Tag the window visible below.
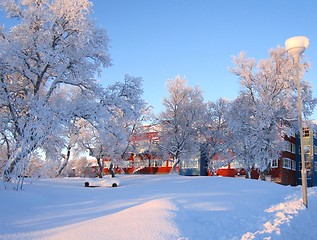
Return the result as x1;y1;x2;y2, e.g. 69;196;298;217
283;141;292;152
282;158;291;170
271;159;278;168
291;160;296;171
299;145;311;155
283;142;296;154
299;159;312;171
181;159;199;169
306;161;311;171
303;128;310;137
304;145;311;154
151;159;161;167
314;145;317;155
291;143;296;154
162;160;168;167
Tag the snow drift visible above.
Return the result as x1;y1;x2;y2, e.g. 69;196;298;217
0;175;316;240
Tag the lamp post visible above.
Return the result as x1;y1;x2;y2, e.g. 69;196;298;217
285;36;309;208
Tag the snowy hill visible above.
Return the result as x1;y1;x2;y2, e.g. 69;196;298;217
0;175;316;240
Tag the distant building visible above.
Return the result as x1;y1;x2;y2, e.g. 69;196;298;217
267;135;297;185
99;124;317;188
179;145;208;176
102;127;177;175
210;151;240;177
296;127;317;187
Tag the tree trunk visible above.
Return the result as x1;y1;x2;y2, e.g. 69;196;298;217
56;146;71;177
3;146;34;182
3;159;18;182
3;133;40;183
96;157;104;178
170;157;180;174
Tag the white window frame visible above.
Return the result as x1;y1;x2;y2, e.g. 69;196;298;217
271;159;278;168
282;158;291;170
291;143;296;154
283;141;292;152
283;141;296;154
291;160;296;171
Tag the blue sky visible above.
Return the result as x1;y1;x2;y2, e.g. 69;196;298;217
91;0;317;119
1;1;316;119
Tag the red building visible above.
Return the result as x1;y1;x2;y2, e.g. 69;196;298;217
101;125;298;186
211;136;297;185
102;127;177;175
210;151;240;177
267;135;297;185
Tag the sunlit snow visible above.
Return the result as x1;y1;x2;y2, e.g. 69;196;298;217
0;175;316;240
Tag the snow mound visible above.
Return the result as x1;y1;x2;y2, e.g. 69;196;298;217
241;189;315;240
85;176;120;187
42;199;180;240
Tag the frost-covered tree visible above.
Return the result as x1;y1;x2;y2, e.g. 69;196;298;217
0;0;110;186
62;156;88;177
227;94;260;176
52;117;83;178
158;76;206;172
100;75;149;163
71;75;149;177
202;98;231;173
41;85;103;177
25;153;46;178
228;46;316;173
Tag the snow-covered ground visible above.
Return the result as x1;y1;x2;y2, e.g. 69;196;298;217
0;175;316;240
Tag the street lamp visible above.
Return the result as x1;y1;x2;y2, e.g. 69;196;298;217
285;36;309;208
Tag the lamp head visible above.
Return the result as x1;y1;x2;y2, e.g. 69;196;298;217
285;36;309;61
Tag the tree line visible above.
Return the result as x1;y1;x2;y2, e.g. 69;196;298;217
0;0;315;190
